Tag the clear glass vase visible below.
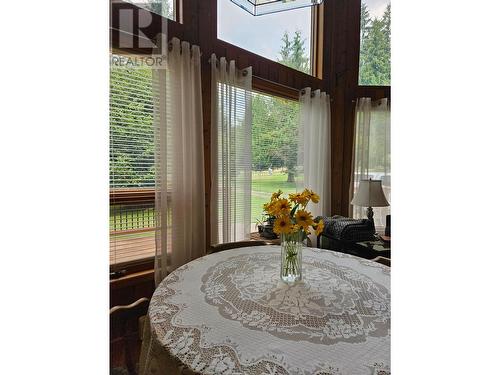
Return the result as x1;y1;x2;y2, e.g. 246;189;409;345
280;232;303;284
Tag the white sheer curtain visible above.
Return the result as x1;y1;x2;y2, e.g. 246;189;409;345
351;97;391;228
210;54;252;245
298;87;332;219
154;37;205;285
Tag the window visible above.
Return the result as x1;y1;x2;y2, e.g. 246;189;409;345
213;83;300;239
359;0;391;86
352;98;390;229
125;0;176;20
217;0;312;75
252;92;299;226
110;55;156;267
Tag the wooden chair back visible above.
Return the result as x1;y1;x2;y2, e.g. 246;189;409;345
372;256;391;267
110;297;149;375
209;240;268;254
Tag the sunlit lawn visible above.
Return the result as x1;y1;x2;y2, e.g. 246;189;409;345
110;171;297;232
251;171;296;223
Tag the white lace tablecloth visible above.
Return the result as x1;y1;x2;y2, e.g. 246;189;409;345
139;246;390;375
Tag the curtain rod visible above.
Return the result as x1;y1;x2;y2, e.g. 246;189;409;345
166;41;202;57
300;89;317;98
208;57;330;100
351;98;390;104
208;58;249;76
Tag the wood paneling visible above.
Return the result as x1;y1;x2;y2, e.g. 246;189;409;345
110;270;155;307
110;189;155;204
323;0;390;217
109;0;390;281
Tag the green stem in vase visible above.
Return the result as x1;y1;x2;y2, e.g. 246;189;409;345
281;233;301;279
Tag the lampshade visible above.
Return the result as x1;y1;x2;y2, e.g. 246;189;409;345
230;0;323;16
351;179;390;207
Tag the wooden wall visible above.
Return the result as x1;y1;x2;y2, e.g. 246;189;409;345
109;0;390;302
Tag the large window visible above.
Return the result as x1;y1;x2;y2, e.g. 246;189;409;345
217;0;312;75
109;56;156;267
251;92;299;226
359;0;391;86
352;98;390;229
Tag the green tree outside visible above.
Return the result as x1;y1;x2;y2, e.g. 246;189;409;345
277;30;310;74
359;2;391;85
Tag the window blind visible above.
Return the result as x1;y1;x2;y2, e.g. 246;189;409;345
213;79;253;243
110;55;157;269
251;92;300;226
213;86;301;240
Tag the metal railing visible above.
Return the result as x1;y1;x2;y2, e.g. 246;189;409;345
110;188;156;234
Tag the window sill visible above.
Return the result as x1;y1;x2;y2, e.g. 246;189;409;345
110;268;154;290
110;256;154;279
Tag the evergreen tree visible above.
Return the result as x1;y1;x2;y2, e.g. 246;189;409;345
251;93;299;182
251;29;311;182
277;30;309;74
360;2;372;45
359;3;391;85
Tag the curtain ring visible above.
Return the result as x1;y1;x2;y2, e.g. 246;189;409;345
242;69;248;76
300;89;306;95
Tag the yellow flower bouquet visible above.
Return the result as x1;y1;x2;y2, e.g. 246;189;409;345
263;188;324;283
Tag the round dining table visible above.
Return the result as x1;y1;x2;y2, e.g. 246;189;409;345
139;245;390;375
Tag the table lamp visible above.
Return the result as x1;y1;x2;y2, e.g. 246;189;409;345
351;179;390;222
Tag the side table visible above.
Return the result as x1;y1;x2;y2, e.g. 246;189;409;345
250;231;281;245
318;234;390;260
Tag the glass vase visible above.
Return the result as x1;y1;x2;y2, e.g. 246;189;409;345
280;232;303;284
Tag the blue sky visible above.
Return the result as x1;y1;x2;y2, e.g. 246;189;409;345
364;0;390;19
217;0;312;62
128;0;389;64
217;0;389;64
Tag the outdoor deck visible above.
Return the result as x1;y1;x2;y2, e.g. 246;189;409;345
110;232;155;265
110;230;280;266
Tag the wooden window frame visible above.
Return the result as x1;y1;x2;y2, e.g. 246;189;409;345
109;0;390;272
213;0;324;80
110;189;156;277
311;3;324;79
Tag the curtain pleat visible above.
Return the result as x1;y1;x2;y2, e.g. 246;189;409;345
298;88;332;221
351;98;391;226
154;37;206;285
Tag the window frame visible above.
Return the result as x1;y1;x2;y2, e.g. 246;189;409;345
357;0;391;87
109;189;156;275
215;0;323;79
111;0;384;271
109;47;159;275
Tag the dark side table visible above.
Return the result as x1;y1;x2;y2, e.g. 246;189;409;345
318;234;390;260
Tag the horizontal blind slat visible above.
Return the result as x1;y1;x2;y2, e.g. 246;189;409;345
110;54;158;267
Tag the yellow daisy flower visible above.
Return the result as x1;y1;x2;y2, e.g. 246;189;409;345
314;219;325;236
295;209;314;230
262;202;274;215
271;190;283;201
274;198;291;215
310;191;320;203
273;215;293;235
290;192;309;206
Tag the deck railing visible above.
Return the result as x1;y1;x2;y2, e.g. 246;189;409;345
110;189;157;267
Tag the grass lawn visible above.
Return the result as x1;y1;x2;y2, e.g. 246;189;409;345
110;171;297;232
251;171;296;222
